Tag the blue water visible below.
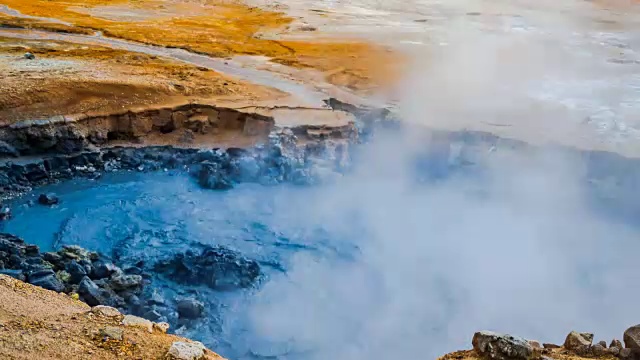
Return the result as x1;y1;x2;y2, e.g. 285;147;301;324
2;171;362;359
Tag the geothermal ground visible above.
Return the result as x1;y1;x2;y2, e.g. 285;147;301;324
1;0;640;360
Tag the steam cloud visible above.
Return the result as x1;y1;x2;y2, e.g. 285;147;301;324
233;0;640;358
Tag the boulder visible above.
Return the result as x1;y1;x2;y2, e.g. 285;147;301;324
198;162;233;190
38;193;59;205
110;273;143;291
166;341;205;360
597;340;607;348
0;269;25;281
91;260;118;279
625;325;640;350
591;344;606;356
620;348;633;359
91;305;121;317
154;322;170;333
66;260;87;284
528;340;542;350
472;331;533;360
564;331;593;350
0;206;11;221
177;299;205;319
611;339;623;349
100;326;123;341
154;246;260;289
122;314;153;333
27;268;64;292
78;276;105;306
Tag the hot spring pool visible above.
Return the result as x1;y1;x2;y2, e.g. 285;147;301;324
3;158;640;359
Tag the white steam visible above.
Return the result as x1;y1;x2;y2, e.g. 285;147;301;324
237;0;640;359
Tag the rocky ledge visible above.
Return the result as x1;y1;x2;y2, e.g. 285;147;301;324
0;274;225;359
440;327;640;360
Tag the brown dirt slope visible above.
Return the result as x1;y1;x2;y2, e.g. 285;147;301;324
0;274;225;360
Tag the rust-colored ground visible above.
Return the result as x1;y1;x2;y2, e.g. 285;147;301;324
0;275;225;360
0;0;399;93
0;36;285;123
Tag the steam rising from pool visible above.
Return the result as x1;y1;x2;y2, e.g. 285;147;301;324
4;0;640;359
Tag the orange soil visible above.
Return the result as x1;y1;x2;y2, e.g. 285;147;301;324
0;36;285;123
0;0;399;93
0;275;225;359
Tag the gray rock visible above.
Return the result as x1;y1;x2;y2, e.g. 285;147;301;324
143;309;162;322
597;340;607;348
166;341;205;360
591;344;606;356
563;331;593;350
472;331;533;360
24;52;35;60
177;298;204;319
122;314;153;333
91;261;118;279
607;346;620;356
625;325;640;350
110;273;142;291
611;339;623;349
91;305;121;317
100;326;123;341
620;348;633;359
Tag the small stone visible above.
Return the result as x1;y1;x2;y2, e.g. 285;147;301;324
24;52;35;60
597;340;607;348
166;341;205;360
38;193;59;205
143;309;162;321
611;339;623;349
91;305;121;317
472;331;533;360
153;322;170;333
122;314;153;333
528;340;542;349
564;331;593;350
100;326;123;341
177;298;205;319
78;276;105;306
624;325;640;350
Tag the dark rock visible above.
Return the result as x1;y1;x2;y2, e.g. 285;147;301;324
110;273;143;291
0;140;19;157
198;162;233;190
42;252;63;267
611;339;623;349
176;298;204;319
608;346;620;356
124;266;143;275
597;340;607;348
148;291;165;306
66;260;87;284
625;325;640;350
25;245;39;257
143;309;162;321
24;52;35;60
0;269;25;281
154;246;260;289
472;331;533;360
91;260;118;279
78;276;105;306
27;268;64;292
564;331;593;350
38;193;59;205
